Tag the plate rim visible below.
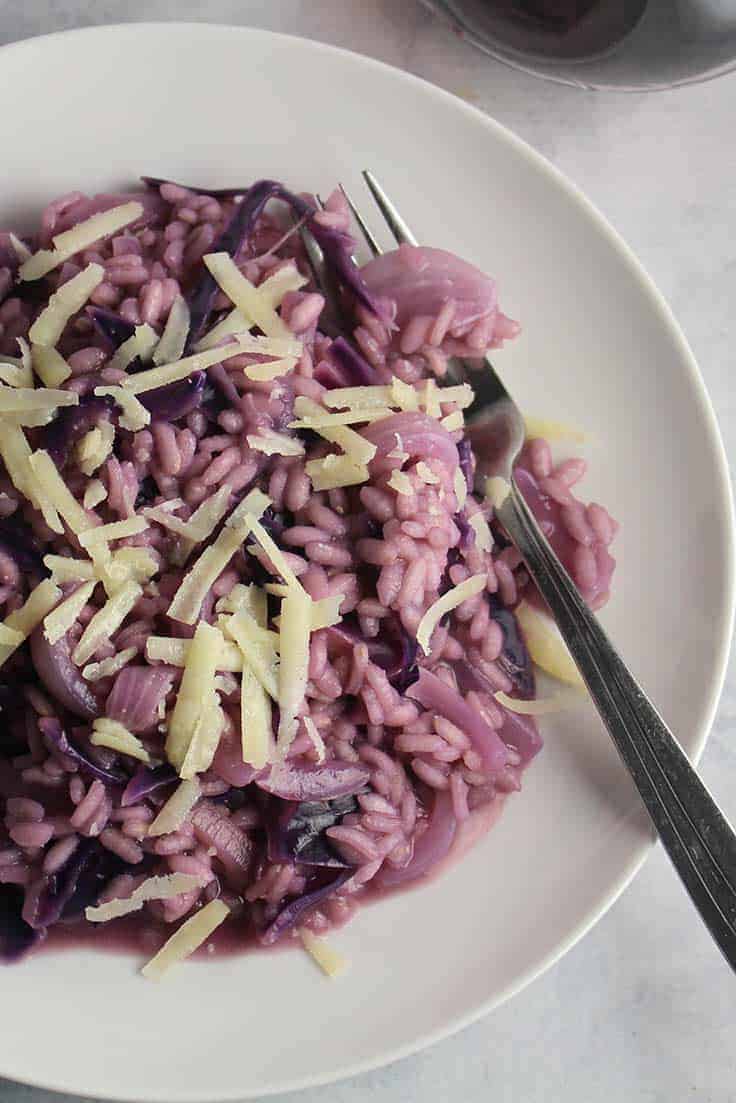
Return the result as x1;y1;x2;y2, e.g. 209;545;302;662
0;21;733;1101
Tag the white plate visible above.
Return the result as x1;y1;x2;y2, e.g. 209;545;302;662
0;22;732;1102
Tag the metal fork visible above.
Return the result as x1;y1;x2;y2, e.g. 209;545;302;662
336;169;736;971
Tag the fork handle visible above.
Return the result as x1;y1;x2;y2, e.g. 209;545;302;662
498;479;736;969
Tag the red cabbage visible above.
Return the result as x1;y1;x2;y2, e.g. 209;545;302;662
457;439;475;493
30;629;99;721
326;336;379;386
87;306;136;350
23;838;128;930
487;594;535;698
139;372;206;422
266;795;357;868
256;760;370;802
407;668;508;778
41;394;116;470
260;868;352;945
376;789;456;888
0;885;45;962
106;665;176;734
0;515;47;576
38;717;127;785
121;762;177;807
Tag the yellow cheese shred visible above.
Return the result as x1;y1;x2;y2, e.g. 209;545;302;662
148;778;201;837
223;609;279;699
165;621;221;773
167;525;243;626
277;589;312;758
305;455;370;492
42;580;96;645
94;385;150;431
83;479;107;509
240;665;273;770
513;600;585;688
107;324;159;374
300;930;349;978
120;333;270;396
91;718;152;763
0;579;61;669
20;202;144;281
141;899;230;980
77;421;115;476
82;646;137;683
415;573;486;655
43;555;95;583
29;449;93;536
203;253;292;339
72;580;142;665
145;636;243;672
28;264;104;348
468;511;493;552
494;688;585;715
86;873;201;923
0;387;78;415
152;295;190;366
32;344;71;387
79;515;149;547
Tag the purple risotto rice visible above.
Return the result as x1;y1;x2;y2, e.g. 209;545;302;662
0;179;617;976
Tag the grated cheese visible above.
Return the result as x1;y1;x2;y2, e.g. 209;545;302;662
421;379;442;419
390;377;420;411
43;555;95;583
440;410;464;432
436;383;474;410
240;665;273;770
20;202;143;281
215;582;266;620
141;898;230;980
31;341;69;387
387;470;413;496
28;449;93;536
277;589;312;757
0;425;60;530
322;385;393;410
416;461;440;485
514;600;584;688
83;479;107;509
226;487;271;528
243;357;298;382
28;264;104;347
79;515;149;547
9;233;31;264
120;333;269;396
454;468;468;509
494;688;585;715
194;265;306;352
179;685;224;781
82;646;137;683
148;778;201;837
0;579;61;669
77;421;115;476
146;635;243;672
223;608;279;699
0;387;78;415
310;594;343;631
101;547;158;593
95;385;150;431
0;361;31;389
468;511;493;552
91;718;151;763
303;717;325;763
107;324;159;374
153;295;190;366
72;580;142;665
416;573;486;655
305;454;370;492
43;580;96;644
294;396;376;467
167;526;244;626
246;431;304;457
300;929;348;978
165;621;221;773
242;513;305;594
0;624;23;647
203;253;292;339
86;873;200;923
524;415;587;444
291;407;392;430
485;476;511;511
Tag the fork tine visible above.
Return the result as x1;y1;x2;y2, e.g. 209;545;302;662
362;170;419;248
339;183;382;257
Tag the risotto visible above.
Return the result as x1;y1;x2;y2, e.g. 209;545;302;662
0;178;616;977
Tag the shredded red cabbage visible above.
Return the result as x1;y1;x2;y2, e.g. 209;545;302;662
30;629;99;721
38;717;126;785
260;868;352;945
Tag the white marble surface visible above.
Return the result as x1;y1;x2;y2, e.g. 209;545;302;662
0;2;734;1101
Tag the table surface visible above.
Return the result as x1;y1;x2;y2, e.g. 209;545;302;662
0;2;734;1101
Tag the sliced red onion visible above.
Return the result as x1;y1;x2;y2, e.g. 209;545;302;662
376;789;456;888
190;800;255;889
41;394;116;470
211;721;261;788
30;628;99;721
361;244;497;331
407;668;508;778
498;706;542;768
362;411;459;473
260;868;352;945
106;665;176;734
139;372;206;422
121;763;177;807
256;760;371;802
38;717;127;785
207;363;240;407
